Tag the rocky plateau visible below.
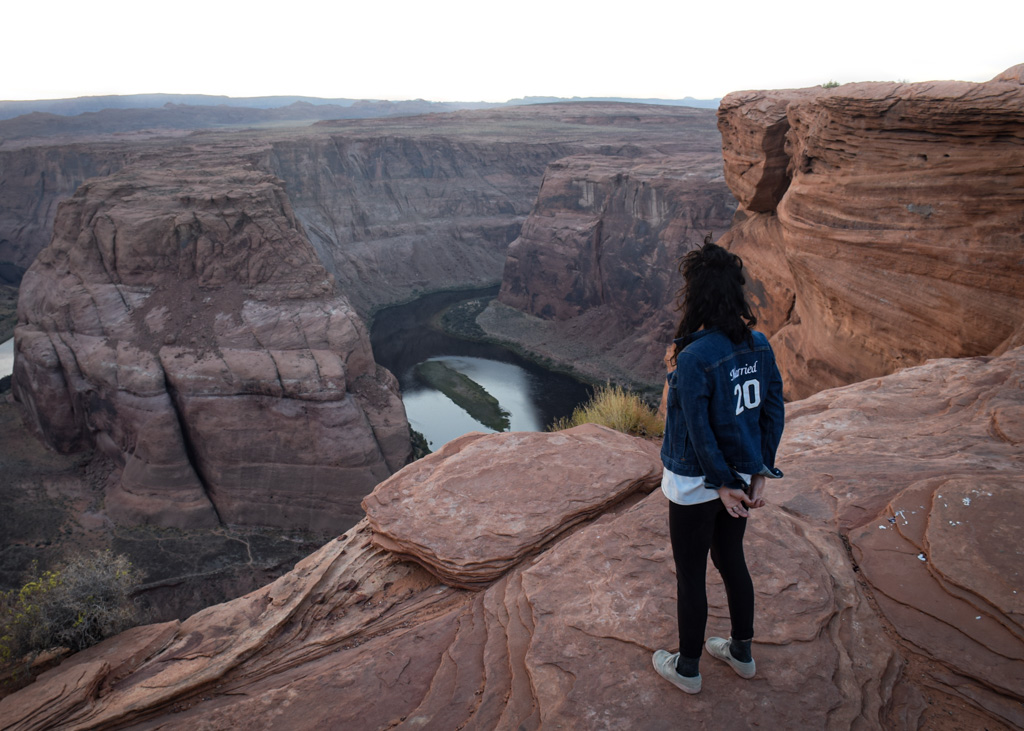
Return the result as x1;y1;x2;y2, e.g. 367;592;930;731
1;103;726;315
2;346;1021;729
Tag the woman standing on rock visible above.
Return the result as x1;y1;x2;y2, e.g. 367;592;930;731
653;237;785;694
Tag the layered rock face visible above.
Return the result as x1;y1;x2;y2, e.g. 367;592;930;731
5;348;1021;729
482;152;736;387
260;105;728;314
719;66;1024;399
261;134;572;313
12;164;409;531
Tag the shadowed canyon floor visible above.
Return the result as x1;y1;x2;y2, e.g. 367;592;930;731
3;348;1022;729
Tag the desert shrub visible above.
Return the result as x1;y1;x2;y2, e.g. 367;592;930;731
0;550;143;665
822;80;840;89
551;384;664;439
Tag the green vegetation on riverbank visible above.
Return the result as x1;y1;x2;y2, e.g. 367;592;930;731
415;360;510;432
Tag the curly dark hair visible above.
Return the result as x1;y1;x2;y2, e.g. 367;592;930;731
671;234;757;362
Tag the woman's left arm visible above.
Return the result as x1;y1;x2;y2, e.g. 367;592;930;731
759;353;786;469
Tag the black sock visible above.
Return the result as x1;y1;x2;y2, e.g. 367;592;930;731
675;655;700;677
730;638;752;663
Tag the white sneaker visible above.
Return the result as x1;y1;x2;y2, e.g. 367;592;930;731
705;637;756;678
652;650;702;694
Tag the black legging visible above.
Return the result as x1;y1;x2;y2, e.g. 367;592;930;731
669;498;754;659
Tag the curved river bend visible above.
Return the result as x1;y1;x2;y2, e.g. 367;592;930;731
370;288;592;450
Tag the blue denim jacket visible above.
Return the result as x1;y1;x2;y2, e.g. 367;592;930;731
661;328;785;491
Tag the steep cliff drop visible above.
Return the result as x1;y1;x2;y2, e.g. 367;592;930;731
479;153;737;388
2;349;1021;729
719;64;1024;399
12;163;410;532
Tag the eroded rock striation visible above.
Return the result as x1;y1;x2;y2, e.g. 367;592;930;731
719;65;1024;399
481;153;736;387
12;163;410;531
3;349;1021;729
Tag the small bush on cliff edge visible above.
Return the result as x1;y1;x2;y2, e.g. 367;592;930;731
0;550;143;669
551;384;665;439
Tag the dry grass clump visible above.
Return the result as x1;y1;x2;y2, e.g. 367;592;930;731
1;551;143;669
551;384;665;439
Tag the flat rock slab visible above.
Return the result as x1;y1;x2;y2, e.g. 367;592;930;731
362;424;661;588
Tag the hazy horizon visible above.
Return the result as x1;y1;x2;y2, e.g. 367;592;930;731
4;0;1020;103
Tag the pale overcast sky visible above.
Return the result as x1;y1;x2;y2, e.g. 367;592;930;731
5;0;1022;102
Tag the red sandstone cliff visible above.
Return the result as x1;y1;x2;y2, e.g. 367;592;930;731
719;65;1024;399
2;348;1021;729
480;67;1024;398
12;163;410;532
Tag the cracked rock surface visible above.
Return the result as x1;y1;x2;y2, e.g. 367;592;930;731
2;349;1021;729
11;163;410;531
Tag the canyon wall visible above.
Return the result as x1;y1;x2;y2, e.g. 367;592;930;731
0;144;135;281
719;65;1024;399
4;347;1021;729
12;162;410;532
259;133;572;312
481;153;736;387
259;105;727;314
1;104;725;318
